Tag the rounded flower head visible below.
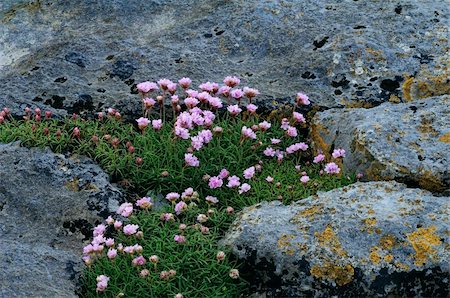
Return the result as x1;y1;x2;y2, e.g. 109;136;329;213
143;97;156;109
296;92;310;105
259;121;271;131
107;248;117;259
178;77;192;88
132;255;147;266
241;126;257;139
123;224;139;236
229;269;239;279
157;78;173;90
205;196;219;205
224;76;240;87
152;119;163;130
136;117;150;130
243;166;256;179
137;81;158;93
136;197;153;209
184;153;200;167
300;175;310;184
216;251;226;261
243;87;260;99
230;89;244;100
174;234;186;243
227;105;242;116
96;275;110;293
197;214;208;223
246;104;258;114
218;85;232;96
208;176;223;189
313;153;325;163
175;201;188;215
166;192;180;202
227;175;241;188
238;183;251;194
324;162;340;174
117;202;133;217
332;148;346;159
286;126;298;137
293;112;306;124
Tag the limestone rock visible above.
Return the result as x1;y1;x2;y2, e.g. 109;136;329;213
0;142;123;297
310;95;450;193
221;181;449;297
0;0;448;117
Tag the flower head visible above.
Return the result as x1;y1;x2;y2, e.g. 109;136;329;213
208;176;223;189
313;154;325;163
296;92;310;105
324;162;340;174
178;77;192;88
332;148;346;159
238;183;251;194
223;76;240;87
166;192;180;202
117;202;133;217
174;235;186;243
243;166;256;179
184;153;200;167
136;197;153;209
227;175;241;188
137;81;158;93
136;117;150;130
123;224;139;236
175;201;188;215
96;275;110;293
152;119;163;130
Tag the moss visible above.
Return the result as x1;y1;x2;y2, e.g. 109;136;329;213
406;226;442;266
310;263;355;286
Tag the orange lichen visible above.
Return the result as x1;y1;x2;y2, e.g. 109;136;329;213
438;132;450;143
384;254;394;263
310;263;355;286
315;225;347;257
277;234;295;255
310;122;331;155
293;204;323;221
402;76;415;101
395;262;410;271
379;235;396;250
406;226;442;266
369;247;381;264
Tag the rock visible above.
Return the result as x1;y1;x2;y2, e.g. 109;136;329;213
310;95;450;193
0;142;123;297
0;0;449;117
221;181;449;297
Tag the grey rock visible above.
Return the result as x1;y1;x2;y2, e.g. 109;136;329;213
221;181;450;297
310;95;450;193
0;142;123;297
0;0;449;117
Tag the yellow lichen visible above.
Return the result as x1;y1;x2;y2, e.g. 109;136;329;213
310;122;331;155
310;263;355;286
406;226;442;266
384;254;394;263
293;204;323;221
402;76;415;101
395;262;410;271
379;235;396;250
65;178;80;192
438;132;450;143
369;247;381;264
315;225;347;257
277;234;295;255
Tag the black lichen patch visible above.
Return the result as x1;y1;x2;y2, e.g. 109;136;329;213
110;60;136;80
66;94;94;114
65;52;86;68
63;219;93;240
54;77;67;83
313;36;329;50
331;75;350;89
44;95;65;109
302;71;317;80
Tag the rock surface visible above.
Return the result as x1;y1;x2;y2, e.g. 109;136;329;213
0;0;448;117
0;142;123;297
311;95;450;193
221;181;450;297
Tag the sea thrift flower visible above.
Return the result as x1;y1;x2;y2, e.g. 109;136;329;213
227;105;242;116
175;126;190;139
197;214;208;223
259;121;271;131
158;78;173;90
72;127;80;139
96;275;110;293
208;96;223;109
174;235;186;243
271;138;281;145
243;166;255;179
114;220;123;230
313;154;325;163
243;87;260;99
117;202;133;217
136;157;143;166
332;148;346;159
179;224;187;231
199;81;215;92
115;112;121;120
263;147;276;157
181;187;194;199
143;97;156;109
246;104;258;114
296;92;310;105
205;196;219;205
324;162;340;174
178;77;192;88
198;129;213;143
230;88;244;100
300;175;310;184
184;97;199;108
208;176;223;189
169;269;177;277
293;112;306;123
151;119;163;130
227;176;241;188
171;95;179;105
219;168;230;179
175;201;188;215
184;153;200;167
241;126;257;139
136;197;153;209
91;135;99;143
137;81;158;93
166;192;180;202
123;224;139;236
357;173;364;179
185;89;199;98
226;206;234;214
216;251;226;261
281;118;290;130
132;256;147;266
224;76;240;87
218;85;231;96
136;117;150;130
45;111;52;119
167;82;177;94
149;255;159;264
161;213;175;222
107;248;117;259
133;244;143;254
286;126;298;137
229;269;239;279
266;176;274;183
105;238;114;247
93;224;106;237
239;183;251;194
140;269;150;277
160;271;169;280
106;216;114;225
213;126;223;134
201;225;210;234
175;294;184;298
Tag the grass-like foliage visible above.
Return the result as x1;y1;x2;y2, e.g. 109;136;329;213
0;77;356;297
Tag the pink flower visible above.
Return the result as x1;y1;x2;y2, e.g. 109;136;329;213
263;147;276;157
246;104;258;114
238;183;251;194
161;213;175;222
181;187;194;199
205;196;219;204
178;77;192;88
197;214;208;223
137;81;158;93
171;95;179;105
229;269;239;279
226;206;234;214
136;117;150;130
227;105;242;116
132;255;147;266
140;269;150;277
152;119;163;130
259;121;271;131
266;176;274;183
300;175;310;184
114;220;123;230
199;82;215;92
241;126;257;139
201;225;209;234
296;92;310;105
136;197;153;209
185;89;199;98
185;153;200;167
208;96;223;109
293;112;306;124
281;118;290;130
93;224;106;237
243;166;256;179
219;168;230;179
213;126;223;134
286;126;298;137
223;76;240;87
227;175;241;188
166;192;180;202
175;294;184;298
105;238;115;247
149;255;159;263
72;127;80;138
324;162;340;174
167;82;177;94
208;176;223;189
357;173;364;179
143;97;156;109
230;89;244;100
191;136;204;151
332;148;346;159
216;251;226;261
175;126;190;139
106;216;114;225
123;224;139;235
286;142;309;154
243;87;260;99
218;85;232;96
174;201;188;215
107;248;117;259
184;97;199;108
198;130;213;143
271;138;281;144
158;78;173;90
117;202;133;217
96;275;110;293
83;244;94;255
174;235;186;243
313;154;325;163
